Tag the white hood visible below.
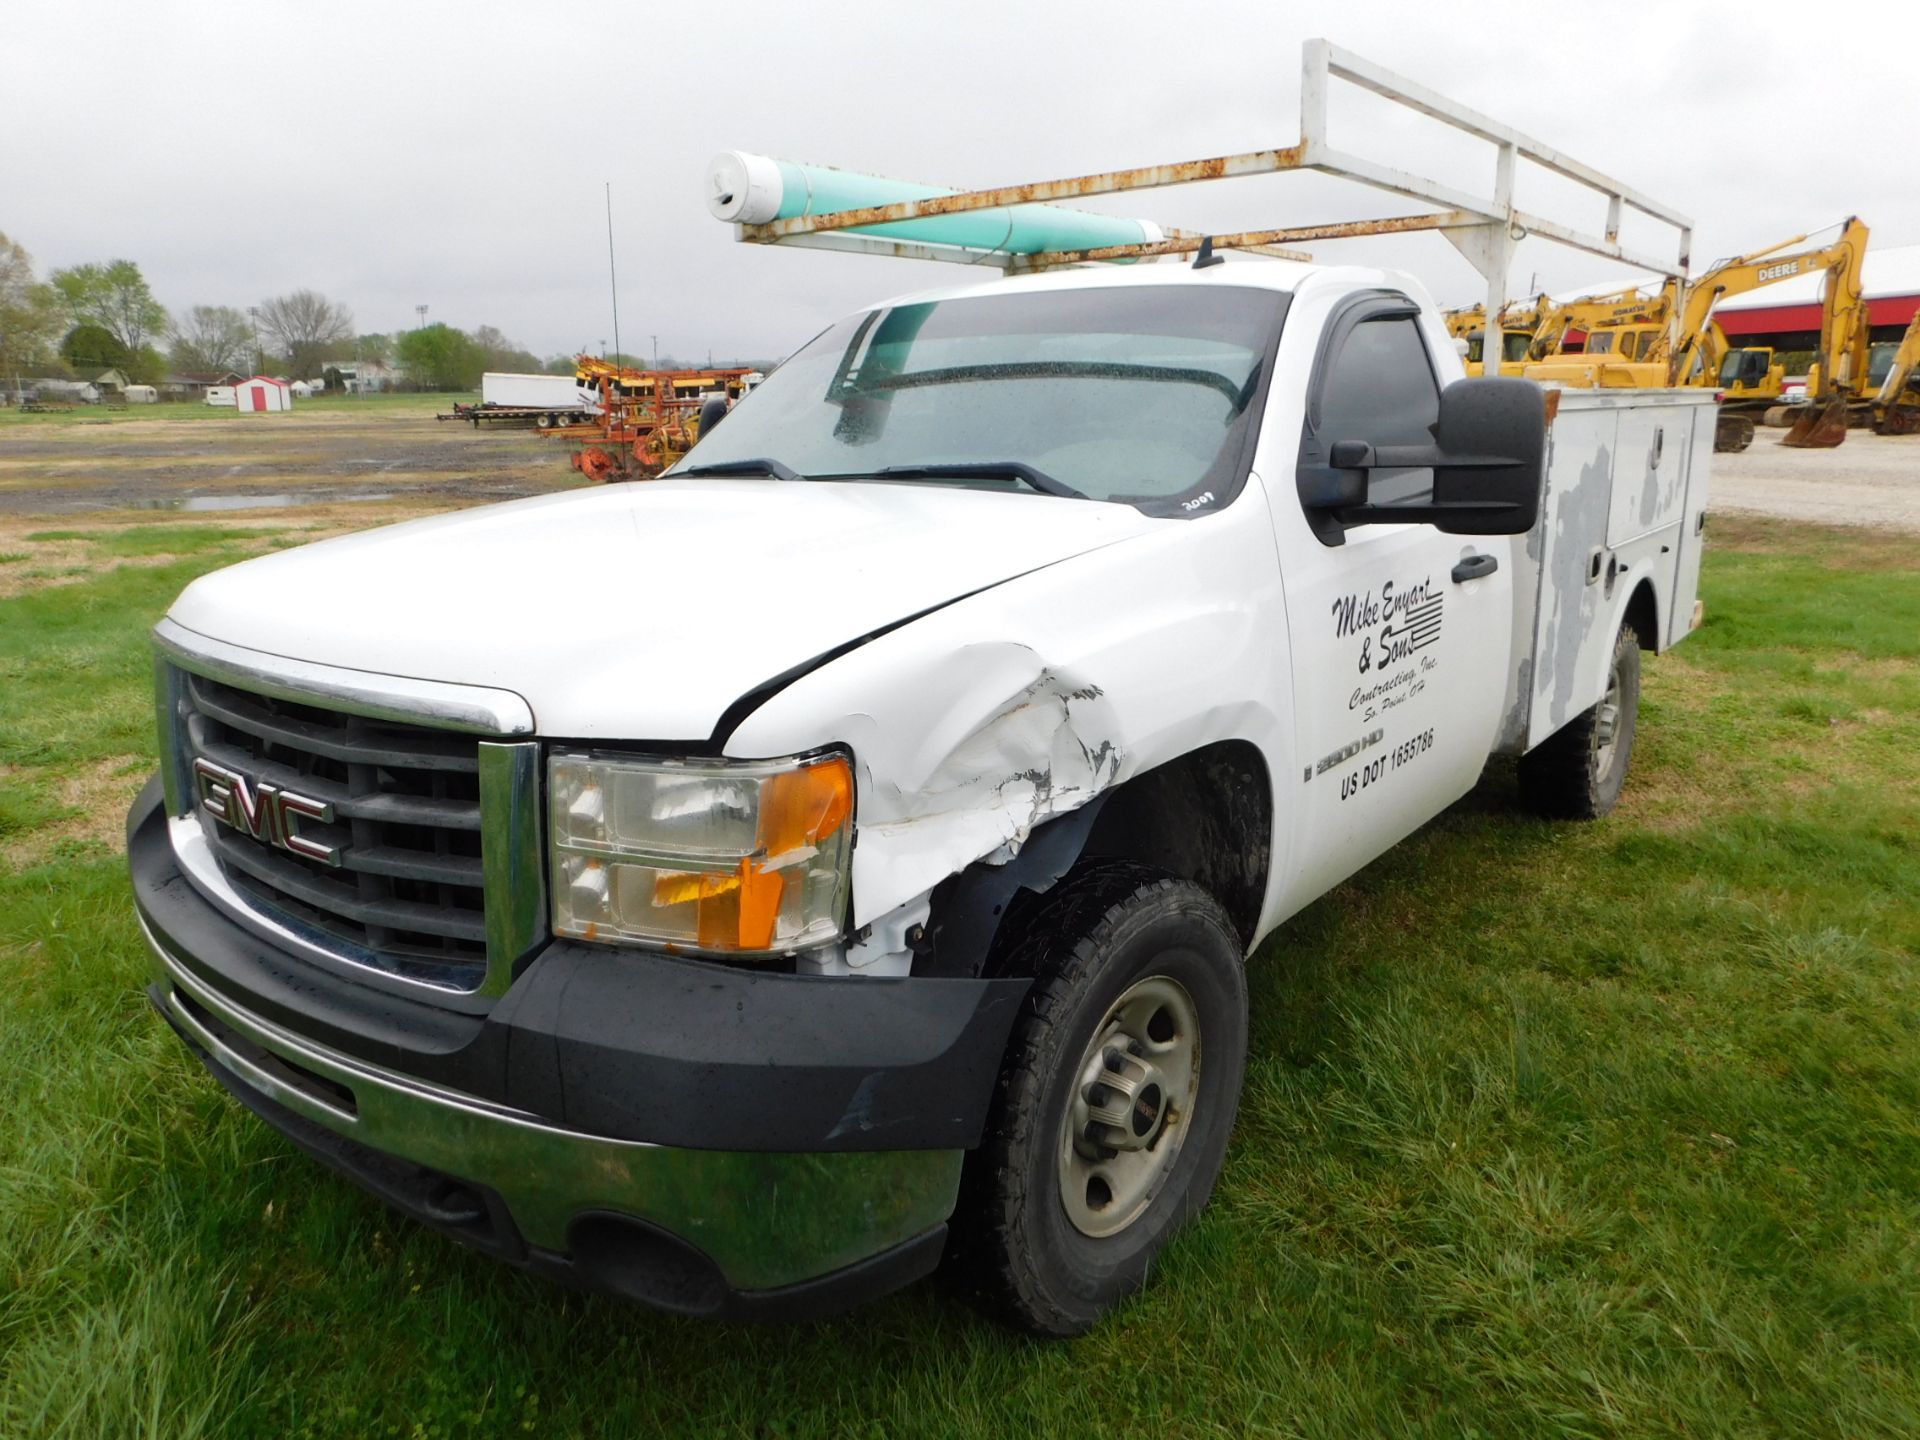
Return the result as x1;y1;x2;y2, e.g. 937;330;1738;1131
166;479;1161;739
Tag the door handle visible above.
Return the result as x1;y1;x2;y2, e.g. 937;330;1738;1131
1451;554;1498;583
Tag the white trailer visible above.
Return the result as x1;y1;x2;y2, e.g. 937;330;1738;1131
480;372;591;410
439;372;598;428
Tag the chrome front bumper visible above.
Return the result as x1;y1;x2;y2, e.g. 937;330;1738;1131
137;906;964;1303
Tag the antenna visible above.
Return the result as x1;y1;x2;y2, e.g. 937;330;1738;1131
605;183;622;370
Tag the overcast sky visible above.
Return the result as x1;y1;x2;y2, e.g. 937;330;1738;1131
6;0;1916;365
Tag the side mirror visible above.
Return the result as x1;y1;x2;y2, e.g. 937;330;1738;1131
1298;377;1545;539
696;393;729;436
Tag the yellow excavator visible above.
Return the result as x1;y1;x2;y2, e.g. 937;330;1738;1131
1528;289;1666;361
1526;218;1871;450
1871;311;1920;435
1444;305;1483;340
1451;290;1658;377
1447;304;1534;376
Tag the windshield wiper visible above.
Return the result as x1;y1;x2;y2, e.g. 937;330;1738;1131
671;457;804;483
850;461;1087;500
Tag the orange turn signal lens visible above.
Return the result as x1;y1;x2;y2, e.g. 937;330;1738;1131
652;858;789;951
759;755;853;855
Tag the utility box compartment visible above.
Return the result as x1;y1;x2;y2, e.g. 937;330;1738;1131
1497;388;1715;754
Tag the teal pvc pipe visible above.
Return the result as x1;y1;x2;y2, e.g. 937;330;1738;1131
766;159;1158;255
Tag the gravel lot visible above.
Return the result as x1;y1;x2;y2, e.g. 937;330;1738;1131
0;403;577;515
1713;428;1920;532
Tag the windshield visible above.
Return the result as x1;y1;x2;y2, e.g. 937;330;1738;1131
1870;341;1897;387
1719;349;1767;386
674;285;1289;514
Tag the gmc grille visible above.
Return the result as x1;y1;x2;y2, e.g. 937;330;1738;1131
177;670;493;989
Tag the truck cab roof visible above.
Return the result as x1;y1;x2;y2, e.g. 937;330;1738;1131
851;252;1435;319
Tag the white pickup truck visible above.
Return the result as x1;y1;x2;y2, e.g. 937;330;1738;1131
128;253;1712;1333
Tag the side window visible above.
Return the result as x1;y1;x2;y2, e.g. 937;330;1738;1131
1317;315;1440;506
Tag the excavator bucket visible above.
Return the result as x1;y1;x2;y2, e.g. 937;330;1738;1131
1781;394;1850;448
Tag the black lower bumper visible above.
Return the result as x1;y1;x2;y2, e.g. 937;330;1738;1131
129;778;1026;1313
129;779;1027;1154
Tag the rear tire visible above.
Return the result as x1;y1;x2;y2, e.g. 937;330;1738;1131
1519;621;1641;819
949;866;1248;1337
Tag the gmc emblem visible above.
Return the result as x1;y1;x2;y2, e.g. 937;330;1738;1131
192;756;342;868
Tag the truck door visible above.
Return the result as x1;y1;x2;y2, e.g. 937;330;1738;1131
1276;293;1516;904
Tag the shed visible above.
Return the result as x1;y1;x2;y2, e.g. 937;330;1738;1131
35;379;101;404
235;376;292;413
124;384;158;404
289;380;316;399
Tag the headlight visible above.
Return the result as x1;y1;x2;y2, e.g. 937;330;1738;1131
548;750;853;956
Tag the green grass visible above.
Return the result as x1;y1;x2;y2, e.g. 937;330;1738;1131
2;513;1917;1438
21;526;271;557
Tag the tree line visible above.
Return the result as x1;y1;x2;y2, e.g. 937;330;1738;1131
1;231;570;394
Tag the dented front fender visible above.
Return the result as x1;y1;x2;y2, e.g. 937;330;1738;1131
723;496;1298;933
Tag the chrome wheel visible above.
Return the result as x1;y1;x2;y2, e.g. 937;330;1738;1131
1593;667;1623;775
1057;975;1201;1238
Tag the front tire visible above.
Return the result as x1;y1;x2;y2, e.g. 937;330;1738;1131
1519;621;1642;819
950;867;1248;1336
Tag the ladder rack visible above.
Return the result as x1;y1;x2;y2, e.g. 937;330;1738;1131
730;39;1694;367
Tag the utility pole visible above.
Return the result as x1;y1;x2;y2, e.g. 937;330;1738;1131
416;304;428;331
246;306;262;374
605;182;622;374
651;334;659;370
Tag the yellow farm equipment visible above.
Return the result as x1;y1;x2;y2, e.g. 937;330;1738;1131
553;359;757;482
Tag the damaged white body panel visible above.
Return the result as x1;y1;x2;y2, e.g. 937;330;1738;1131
728;481;1298;936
